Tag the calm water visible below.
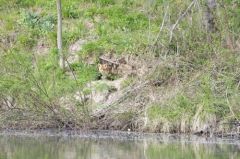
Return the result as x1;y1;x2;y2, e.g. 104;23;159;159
0;135;240;159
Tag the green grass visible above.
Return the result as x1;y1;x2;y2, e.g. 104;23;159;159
1;0;240;130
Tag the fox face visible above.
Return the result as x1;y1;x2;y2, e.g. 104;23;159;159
98;63;113;75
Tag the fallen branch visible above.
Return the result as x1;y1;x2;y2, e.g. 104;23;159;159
91;80;150;118
99;56;119;66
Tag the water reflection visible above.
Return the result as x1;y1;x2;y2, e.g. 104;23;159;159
0;135;239;159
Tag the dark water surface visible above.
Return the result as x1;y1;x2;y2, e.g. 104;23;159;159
0;133;240;159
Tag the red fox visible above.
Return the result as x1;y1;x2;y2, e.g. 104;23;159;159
98;63;114;79
98;63;113;74
98;56;135;79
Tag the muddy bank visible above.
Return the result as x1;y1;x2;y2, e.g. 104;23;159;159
0;129;240;145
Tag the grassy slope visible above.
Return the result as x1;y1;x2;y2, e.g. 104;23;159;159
0;0;240;133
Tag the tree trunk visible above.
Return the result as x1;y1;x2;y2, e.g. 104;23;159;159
57;0;65;69
205;0;217;32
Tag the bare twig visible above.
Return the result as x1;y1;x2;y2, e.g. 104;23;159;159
225;87;236;118
237;81;240;90
65;59;90;117
153;5;169;46
169;0;197;42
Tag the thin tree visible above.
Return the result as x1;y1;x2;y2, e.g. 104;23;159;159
57;0;65;69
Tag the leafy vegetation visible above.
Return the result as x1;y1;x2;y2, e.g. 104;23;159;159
0;0;240;132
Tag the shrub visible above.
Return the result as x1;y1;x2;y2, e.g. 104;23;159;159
19;10;56;32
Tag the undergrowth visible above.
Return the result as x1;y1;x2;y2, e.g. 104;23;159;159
0;0;240;131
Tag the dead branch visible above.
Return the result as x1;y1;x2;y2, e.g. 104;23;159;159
91;80;150;119
153;5;169;46
169;0;197;42
99;56;120;66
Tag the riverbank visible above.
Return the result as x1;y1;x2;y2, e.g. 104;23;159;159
1;1;240;137
1;129;240;145
1;105;239;135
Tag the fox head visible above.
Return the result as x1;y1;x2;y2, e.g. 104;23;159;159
98;63;112;74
